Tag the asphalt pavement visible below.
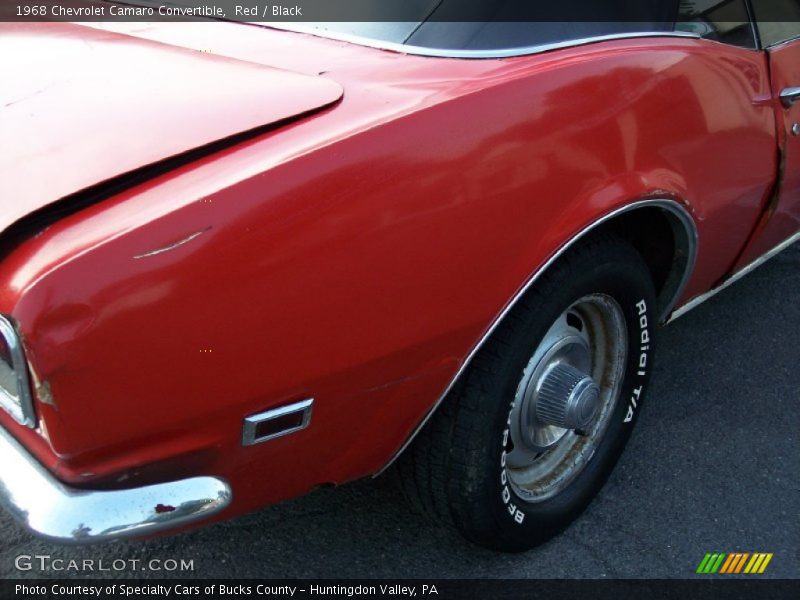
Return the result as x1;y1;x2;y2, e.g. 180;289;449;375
1;245;798;580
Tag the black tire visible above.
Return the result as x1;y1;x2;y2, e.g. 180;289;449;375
396;235;657;552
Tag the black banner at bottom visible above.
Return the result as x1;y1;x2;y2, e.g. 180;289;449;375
2;580;798;600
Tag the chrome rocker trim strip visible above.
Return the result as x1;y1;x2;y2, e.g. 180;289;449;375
269;26;701;59
378;198;697;474
669;230;800;322
0;426;231;544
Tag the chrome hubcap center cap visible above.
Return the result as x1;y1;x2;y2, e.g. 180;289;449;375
509;332;594;457
535;362;601;431
504;294;628;500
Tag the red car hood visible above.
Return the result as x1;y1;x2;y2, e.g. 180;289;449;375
0;22;343;234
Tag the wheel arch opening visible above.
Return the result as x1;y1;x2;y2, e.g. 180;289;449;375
378;200;697;474
588;202;697;322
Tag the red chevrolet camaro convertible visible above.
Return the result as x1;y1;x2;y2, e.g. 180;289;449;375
0;1;798;551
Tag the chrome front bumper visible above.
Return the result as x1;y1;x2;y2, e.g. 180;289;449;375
0;426;231;543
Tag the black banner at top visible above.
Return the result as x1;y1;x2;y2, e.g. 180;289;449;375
2;0;800;23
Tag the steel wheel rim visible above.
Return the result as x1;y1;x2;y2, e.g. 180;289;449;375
504;293;628;502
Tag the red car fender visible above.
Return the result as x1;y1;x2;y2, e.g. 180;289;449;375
0;35;777;525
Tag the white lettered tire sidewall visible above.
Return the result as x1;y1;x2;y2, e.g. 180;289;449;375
487;243;656;548
395;236;658;552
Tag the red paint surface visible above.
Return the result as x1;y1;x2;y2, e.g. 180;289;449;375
0;22;343;228
734;39;800;267
0;21;790;528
